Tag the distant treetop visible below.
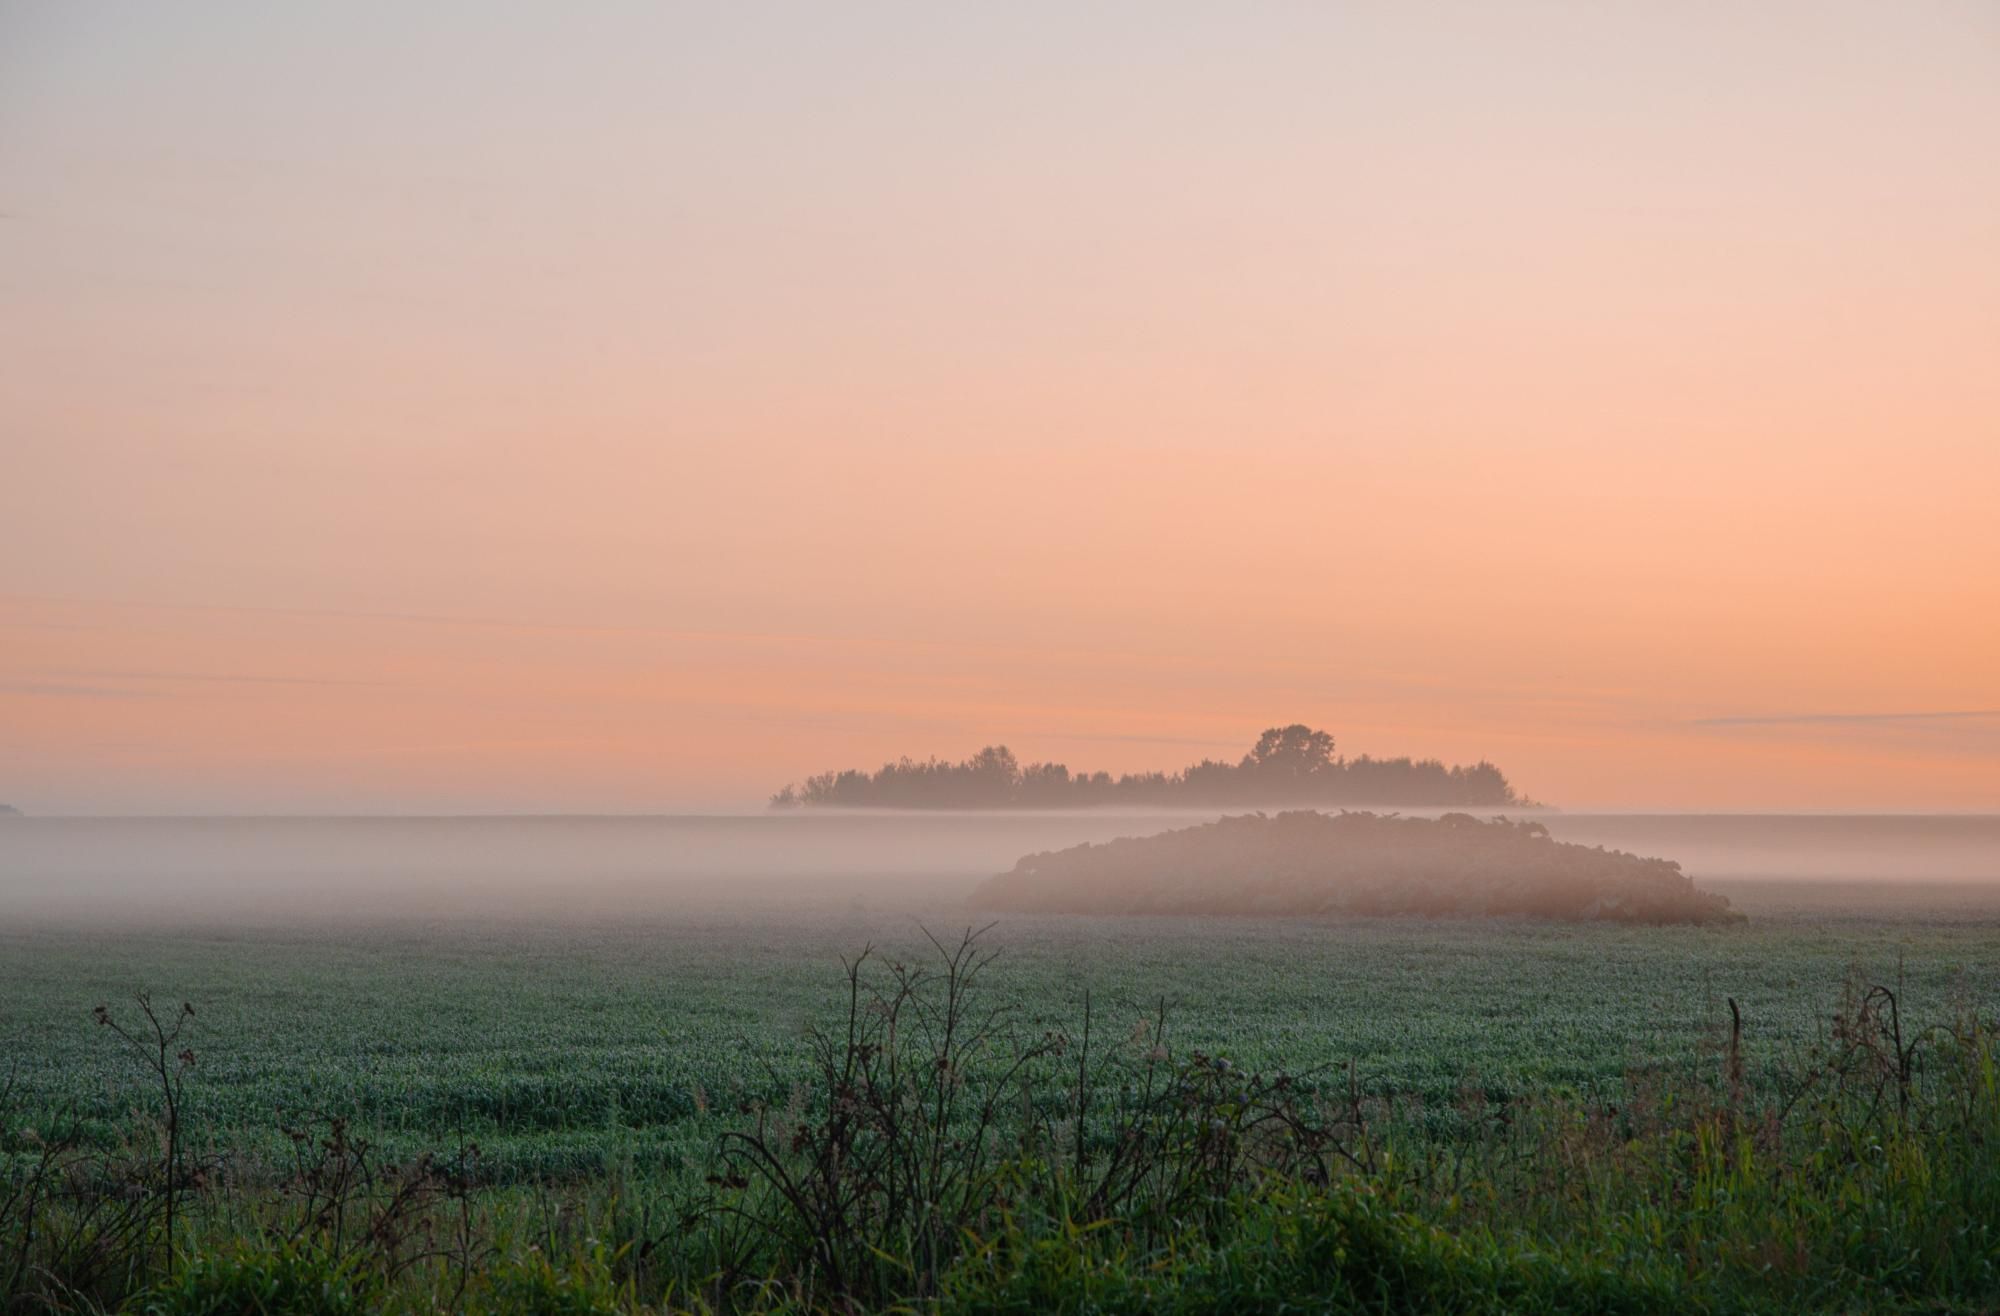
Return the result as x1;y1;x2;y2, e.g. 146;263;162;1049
769;724;1530;810
0;803;19;817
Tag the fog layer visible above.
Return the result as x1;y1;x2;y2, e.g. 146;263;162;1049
2;811;1997;927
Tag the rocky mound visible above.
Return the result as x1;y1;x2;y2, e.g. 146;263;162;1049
970;810;1740;925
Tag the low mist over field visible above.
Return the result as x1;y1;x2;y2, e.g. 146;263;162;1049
3;810;1998;927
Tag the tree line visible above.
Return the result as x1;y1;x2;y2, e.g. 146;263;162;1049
971;809;1733;924
769;724;1527;809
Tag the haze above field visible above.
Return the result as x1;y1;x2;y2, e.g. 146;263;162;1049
3;2;1997;814
3;812;1999;928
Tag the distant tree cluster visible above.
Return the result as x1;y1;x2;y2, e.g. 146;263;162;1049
971;809;1741;925
768;725;1526;809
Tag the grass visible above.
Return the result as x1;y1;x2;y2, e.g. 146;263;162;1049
2;879;1998;1311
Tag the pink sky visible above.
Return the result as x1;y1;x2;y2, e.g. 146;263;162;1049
3;3;1997;812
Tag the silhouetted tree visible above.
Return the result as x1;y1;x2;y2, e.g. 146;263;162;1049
768;726;1530;810
1244;724;1337;777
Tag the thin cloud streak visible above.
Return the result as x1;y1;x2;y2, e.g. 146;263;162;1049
0;593;1520;692
1691;710;2000;728
39;669;390;688
0;681;162;701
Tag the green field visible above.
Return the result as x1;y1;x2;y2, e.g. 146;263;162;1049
5;878;1999;1312
2;882;1993;1176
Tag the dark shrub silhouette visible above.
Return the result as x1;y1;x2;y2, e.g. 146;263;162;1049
769;725;1527;809
969;810;1740;924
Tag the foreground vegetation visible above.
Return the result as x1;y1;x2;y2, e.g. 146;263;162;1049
3;886;1997;1312
974;810;1741;924
771;725;1524;809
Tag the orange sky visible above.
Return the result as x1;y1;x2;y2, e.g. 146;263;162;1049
3;3;1997;813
